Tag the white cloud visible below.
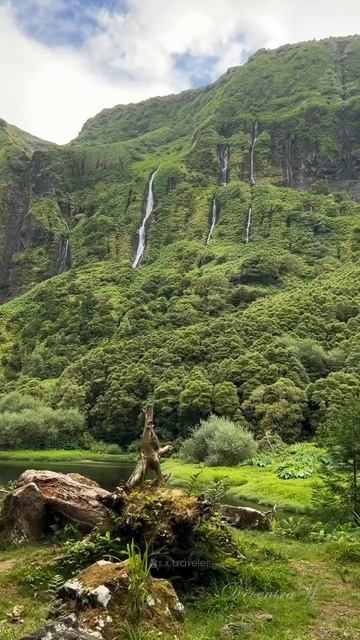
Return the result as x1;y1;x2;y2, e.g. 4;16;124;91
0;4;185;143
0;0;359;143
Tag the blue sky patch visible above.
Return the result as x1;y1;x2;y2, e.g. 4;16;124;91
174;52;219;87
7;0;128;48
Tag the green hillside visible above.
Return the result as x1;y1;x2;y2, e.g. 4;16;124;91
1;35;360;446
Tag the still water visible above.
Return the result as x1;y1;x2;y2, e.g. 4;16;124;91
0;460;134;491
0;460;290;517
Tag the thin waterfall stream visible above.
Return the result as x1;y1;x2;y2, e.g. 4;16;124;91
219;146;229;186
55;236;70;275
246;120;258;244
204;146;229;246
133;170;157;268
245;207;252;245
249;120;258;185
206;198;218;245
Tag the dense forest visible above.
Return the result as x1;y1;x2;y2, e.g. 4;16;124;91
1;35;360;449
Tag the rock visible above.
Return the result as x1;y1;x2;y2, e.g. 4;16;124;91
18;614;104;639
254;612;273;622
0;482;46;545
220;622;255;638
62;559;185;635
67;474;101;488
7;604;25;624
0;470;112;544
219;504;274;531
24;559;185;639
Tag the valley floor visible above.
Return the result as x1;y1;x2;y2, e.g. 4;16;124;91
0;534;359;640
0;448;320;513
164;459;318;513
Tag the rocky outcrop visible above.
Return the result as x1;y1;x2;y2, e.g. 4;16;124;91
0;470;111;545
19;560;185;640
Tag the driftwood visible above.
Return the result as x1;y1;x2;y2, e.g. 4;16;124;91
0;470;111;545
220;503;276;531
125;405;173;490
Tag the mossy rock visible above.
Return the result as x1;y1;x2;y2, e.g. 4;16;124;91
61;559;185;639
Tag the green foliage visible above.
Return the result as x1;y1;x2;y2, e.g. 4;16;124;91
180;415;257;466
276;443;328;480
250;453;273;468
316;394;360;521
1;36;360;449
124;540;151;622
0;392;85;449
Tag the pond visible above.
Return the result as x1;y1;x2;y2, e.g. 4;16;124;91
0;459;292;518
0;459;134;491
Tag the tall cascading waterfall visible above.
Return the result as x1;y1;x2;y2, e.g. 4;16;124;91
219;146;229;186
246;120;258;244
206;198;218;245
133;170;157;268
55;236;69;275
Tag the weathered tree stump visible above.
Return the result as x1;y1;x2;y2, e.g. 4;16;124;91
125;405;173;491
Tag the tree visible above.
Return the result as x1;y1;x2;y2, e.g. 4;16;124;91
213;381;240;418
179;373;213;424
307;372;360;431
242;378;307;442
319;393;360;520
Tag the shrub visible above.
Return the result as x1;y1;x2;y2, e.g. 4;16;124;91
0;391;39;413
0;392;85;449
180;415;257;466
82;433;122;454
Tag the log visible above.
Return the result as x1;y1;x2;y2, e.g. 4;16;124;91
219;503;276;531
0;470;112;545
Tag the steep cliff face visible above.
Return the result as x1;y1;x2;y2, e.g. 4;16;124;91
0;123;69;299
1;36;360;299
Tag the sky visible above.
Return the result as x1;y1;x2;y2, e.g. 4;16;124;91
0;0;359;144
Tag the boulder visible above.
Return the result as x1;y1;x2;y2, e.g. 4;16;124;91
62;559;185;636
0;470;112;544
21;560;185;640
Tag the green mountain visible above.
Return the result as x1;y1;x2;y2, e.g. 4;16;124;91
1;35;360;446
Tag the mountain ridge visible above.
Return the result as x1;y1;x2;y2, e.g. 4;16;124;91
1;34;360;444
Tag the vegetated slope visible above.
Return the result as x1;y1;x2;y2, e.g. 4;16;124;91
0;35;360;445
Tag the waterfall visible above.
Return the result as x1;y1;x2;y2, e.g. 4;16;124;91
249;120;258;185
286;138;293;187
206;198;218;245
55;236;69;274
245;120;258;244
245;207;252;244
219;146;229;186
133;170;157;268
